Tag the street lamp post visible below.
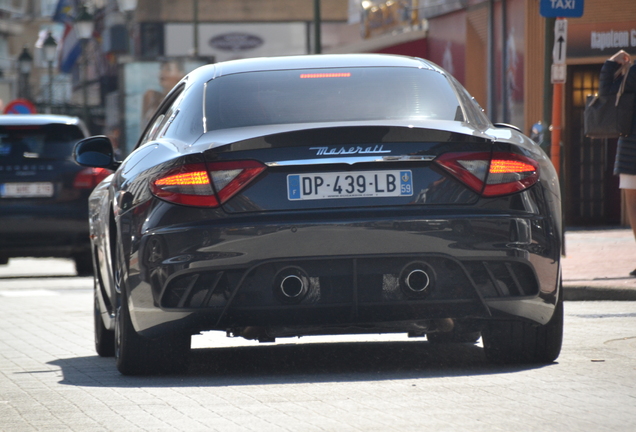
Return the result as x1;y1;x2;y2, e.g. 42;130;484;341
42;32;57;113
75;5;94;127
115;0;138;158
17;47;33;100
116;0;138;56
314;0;321;54
193;0;198;58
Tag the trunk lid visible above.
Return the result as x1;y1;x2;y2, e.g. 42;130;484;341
201;125;493;213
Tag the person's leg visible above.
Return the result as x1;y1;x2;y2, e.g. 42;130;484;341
623;188;636;276
625;188;636;241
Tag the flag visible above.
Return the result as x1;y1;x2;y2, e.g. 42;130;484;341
52;0;75;24
58;24;82;73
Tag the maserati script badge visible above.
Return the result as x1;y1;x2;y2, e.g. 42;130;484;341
309;145;391;156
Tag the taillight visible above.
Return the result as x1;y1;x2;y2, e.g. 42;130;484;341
435;151;539;197
150;160;266;207
73;167;112;189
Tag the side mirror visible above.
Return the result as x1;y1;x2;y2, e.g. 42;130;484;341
73;136;120;170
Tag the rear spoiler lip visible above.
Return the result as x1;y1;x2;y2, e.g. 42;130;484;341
194;121;492;155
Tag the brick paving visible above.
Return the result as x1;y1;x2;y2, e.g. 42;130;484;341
0;290;635;431
562;228;636;300
0;228;636;431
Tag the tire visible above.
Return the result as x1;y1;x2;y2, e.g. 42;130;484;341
115;291;190;375
427;330;481;344
94;287;115;357
74;253;94;276
482;293;563;364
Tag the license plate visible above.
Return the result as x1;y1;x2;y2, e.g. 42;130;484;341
0;182;54;198
287;170;413;200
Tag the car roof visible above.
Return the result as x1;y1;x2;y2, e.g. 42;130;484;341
189;53;441;81
0;114;83;126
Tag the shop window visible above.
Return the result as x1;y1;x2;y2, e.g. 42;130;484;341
572;69;598;108
140;23;165;59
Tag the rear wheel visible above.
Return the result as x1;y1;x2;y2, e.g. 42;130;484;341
482;291;563;364
94;286;115;357
74;253;94;276
115;291;190;375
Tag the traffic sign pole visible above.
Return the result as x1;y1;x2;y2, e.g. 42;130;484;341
540;0;583;177
551;78;563;176
550;17;567;177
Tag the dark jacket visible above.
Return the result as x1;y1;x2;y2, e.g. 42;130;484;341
599;60;636;175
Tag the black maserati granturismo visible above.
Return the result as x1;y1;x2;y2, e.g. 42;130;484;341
74;54;563;375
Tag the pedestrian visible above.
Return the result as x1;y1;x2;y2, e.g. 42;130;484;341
599;50;636;276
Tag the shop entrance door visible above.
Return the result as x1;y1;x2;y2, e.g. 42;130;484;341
564;65;621;226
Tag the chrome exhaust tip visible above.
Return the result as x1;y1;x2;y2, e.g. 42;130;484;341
280;274;305;299
273;267;309;304
399;261;435;298
405;269;430;292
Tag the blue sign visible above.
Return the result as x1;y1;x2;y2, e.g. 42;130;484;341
288;175;300;200
4;99;36;114
540;0;584;18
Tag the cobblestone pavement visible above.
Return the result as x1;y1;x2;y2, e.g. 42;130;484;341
0;262;635;431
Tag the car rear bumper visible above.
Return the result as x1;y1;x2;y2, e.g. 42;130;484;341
0;216;90;258
124;211;561;338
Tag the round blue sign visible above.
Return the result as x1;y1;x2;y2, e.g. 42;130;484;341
4;99;37;114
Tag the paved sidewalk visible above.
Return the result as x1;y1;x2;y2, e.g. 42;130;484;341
562;227;636;300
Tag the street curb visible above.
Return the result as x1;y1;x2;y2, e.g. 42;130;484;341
564;286;636;301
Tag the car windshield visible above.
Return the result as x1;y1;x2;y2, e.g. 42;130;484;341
205;67;462;131
0;124;84;162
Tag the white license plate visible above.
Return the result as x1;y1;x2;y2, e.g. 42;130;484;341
0;182;54;198
287;170;413;200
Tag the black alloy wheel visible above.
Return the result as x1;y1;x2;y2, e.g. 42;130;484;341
113;241;190;375
74;253;94;276
114;292;191;375
94;285;115;357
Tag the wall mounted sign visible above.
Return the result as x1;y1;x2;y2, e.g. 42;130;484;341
568;21;636;60
209;33;264;52
165;23;306;62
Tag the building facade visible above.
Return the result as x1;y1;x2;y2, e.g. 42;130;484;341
335;0;636;226
5;0;636;226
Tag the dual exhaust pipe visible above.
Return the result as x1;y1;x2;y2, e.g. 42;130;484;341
272;261;434;304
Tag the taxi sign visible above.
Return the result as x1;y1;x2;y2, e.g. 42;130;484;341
540;0;584;18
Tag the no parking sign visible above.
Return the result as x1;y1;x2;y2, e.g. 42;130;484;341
4;99;37;114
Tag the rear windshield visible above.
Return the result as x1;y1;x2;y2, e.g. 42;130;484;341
205;67;462;131
0;124;85;162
